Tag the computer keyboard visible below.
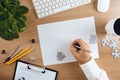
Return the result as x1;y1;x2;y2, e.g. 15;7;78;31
32;0;91;19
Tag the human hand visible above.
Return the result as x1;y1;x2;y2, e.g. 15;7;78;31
70;39;91;64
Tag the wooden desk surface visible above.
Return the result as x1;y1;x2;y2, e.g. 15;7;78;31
0;0;120;80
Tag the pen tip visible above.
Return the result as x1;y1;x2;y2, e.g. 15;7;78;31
4;57;10;63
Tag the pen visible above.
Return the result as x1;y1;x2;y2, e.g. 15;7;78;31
4;45;20;63
8;45;20;57
74;45;92;53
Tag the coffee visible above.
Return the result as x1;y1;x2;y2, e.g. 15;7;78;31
114;18;120;36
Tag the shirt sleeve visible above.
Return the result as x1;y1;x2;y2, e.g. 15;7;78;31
79;58;109;80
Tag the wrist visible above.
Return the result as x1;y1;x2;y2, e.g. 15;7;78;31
79;57;91;64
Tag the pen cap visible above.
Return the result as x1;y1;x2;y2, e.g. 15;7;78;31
105;18;120;38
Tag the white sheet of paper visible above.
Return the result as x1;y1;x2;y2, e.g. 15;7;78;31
37;16;99;66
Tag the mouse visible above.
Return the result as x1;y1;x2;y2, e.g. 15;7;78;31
97;0;110;12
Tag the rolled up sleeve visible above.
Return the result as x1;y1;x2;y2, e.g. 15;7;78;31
79;58;109;80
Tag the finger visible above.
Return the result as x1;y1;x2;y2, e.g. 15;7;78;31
70;45;80;57
70;44;77;53
72;39;83;48
72;39;81;45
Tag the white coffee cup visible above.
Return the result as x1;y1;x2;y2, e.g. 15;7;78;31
105;18;120;38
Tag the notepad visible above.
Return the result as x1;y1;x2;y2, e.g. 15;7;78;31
37;16;99;66
13;60;58;80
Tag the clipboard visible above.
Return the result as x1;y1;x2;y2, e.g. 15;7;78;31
13;60;58;80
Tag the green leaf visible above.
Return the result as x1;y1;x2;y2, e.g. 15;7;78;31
15;1;20;6
17;19;25;28
0;31;2;36
7;0;20;7
21;15;27;22
6;4;16;14
9;0;17;3
0;22;9;32
1;0;6;7
17;6;29;14
8;32;14;40
9;23;18;32
15;15;27;32
0;30;19;40
0;13;9;21
14;12;21;19
0;6;3;12
1;31;13;40
7;0;18;3
19;27;26;32
12;32;19;39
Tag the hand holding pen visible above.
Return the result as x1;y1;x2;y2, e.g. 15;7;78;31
70;39;91;64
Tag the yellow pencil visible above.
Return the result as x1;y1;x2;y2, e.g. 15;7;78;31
6;48;33;65
5;46;31;64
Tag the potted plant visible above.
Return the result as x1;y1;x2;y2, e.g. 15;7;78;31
0;0;29;40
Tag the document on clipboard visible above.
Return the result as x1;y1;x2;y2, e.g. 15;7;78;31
13;60;58;80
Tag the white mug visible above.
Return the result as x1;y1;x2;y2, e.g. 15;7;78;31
105;18;120;38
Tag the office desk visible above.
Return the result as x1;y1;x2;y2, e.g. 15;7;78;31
0;0;120;80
